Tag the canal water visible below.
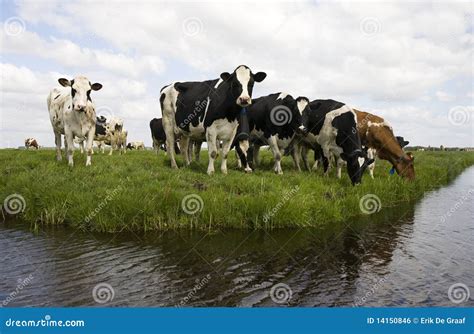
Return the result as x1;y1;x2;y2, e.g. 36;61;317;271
1;167;473;307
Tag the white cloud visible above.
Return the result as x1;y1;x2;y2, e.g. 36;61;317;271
0;1;472;148
436;91;455;102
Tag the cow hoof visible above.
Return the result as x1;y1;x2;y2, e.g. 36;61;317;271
207;170;214;176
221;169;228;175
244;167;253;173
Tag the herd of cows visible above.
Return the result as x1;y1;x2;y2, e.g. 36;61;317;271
38;64;415;185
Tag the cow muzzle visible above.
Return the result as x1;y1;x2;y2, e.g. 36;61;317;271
237;96;251;107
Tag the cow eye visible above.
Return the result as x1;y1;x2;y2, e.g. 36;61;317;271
71;88;76;97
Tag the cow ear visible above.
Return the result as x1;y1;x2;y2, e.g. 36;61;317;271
254;72;267;82
220;72;231;81
58;78;71;87
91;83;102;91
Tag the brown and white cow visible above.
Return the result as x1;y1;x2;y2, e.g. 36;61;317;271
47;76;102;166
356;110;415;180
24;138;39;150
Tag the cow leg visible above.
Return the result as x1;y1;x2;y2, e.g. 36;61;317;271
322;148;331;176
85;129;94;166
79;140;84;154
181;136;191;166
206;129;218;175
268;136;283;174
235;149;242;168
236;140;252;173
336;157;344;179
65;131;74;167
54;131;62;161
253;145;260;167
291;144;302;172
194;141;202;162
163;118;178;169
301;146;311;171
220;137;235;175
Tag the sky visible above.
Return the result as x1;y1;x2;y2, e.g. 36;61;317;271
0;0;473;148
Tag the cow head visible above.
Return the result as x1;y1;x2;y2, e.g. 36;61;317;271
58;76;102;112
341;149;373;185
274;94;307;136
219;65;266;107
367;125;415;180
295;96;310;135
333;110;372;185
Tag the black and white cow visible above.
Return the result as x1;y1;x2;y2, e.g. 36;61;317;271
236;93;308;174
301;99;373;185
149;118;181;155
160;65;266;175
47;76;102;166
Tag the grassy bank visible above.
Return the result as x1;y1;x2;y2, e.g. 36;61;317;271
1;149;473;232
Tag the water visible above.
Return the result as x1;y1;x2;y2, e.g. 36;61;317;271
1;168;473;307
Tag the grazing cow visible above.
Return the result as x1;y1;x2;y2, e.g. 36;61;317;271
301;99;373;185
127;141;145;150
359;136;409;179
149;118;182;155
237;93;308;174
47;76;102;166
24;138;39;150
160;65;266;174
356;110;415;180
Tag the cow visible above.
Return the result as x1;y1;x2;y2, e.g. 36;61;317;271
127;141;145;150
160;65;266;175
24;138;39;150
76;116;125;155
355;111;414;180
149;118;182;155
47;76;102;166
358;136;409;179
236;93;308;174
300;99;373;185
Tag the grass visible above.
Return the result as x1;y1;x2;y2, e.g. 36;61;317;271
1;148;473;232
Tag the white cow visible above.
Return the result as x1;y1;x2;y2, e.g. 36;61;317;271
127;141;145;150
47;76;102;166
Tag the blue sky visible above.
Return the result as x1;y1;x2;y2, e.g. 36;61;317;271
0;0;472;148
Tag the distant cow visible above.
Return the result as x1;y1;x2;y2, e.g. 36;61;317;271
149;118;182;155
356;111;415;180
47;76;102;166
237;93;308;174
24;138;39;150
77;116;125;155
301;99;373;185
127;141;145;150
160;65;266;174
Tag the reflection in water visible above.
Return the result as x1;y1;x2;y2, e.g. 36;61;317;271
1;168;473;307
